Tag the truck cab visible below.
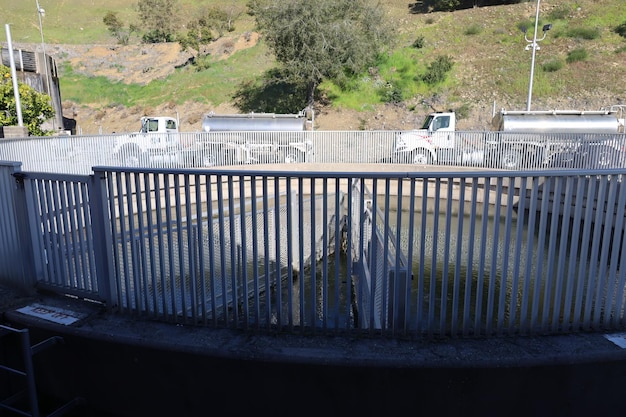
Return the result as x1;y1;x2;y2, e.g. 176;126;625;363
393;111;457;164
113;116;181;166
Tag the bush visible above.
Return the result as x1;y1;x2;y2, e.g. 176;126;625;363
379;83;403;104
412;36;425;49
464;24;482;36
614;22;626;39
547;5;571;21
421;55;454;85
430;0;461;12
542;59;563;72
566;27;600;40
566;48;588;63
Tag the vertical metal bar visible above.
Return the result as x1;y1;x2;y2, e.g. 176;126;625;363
594;177;617;326
239;174;249;329
497;176;516;334
485;177;503;335
451;177;466;336
405;178;416;337
509;176;528;333
227;175;238;327
309;177;317;333
552;176;574;332
439;177;453;335
463;179;479;336
205;174;218;327
474;176;491;335
142;172;158;317
321;177;328;331
605;178;626;327
286;176;295;331
416;177;428;335
274;175;283;328
262;177;271;329
531;177;551;333
520;176;539;333
184;174;197;322
298;177;305;333
250;175;260;329
428;179;440;337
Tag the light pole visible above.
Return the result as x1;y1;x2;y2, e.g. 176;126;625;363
522;0;551;111
35;0;54;129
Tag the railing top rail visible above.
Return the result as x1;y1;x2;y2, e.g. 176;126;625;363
93;165;626;180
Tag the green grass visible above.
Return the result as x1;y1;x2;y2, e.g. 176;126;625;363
60;42;273;108
5;0;626;114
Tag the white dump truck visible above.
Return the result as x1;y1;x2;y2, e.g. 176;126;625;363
112;110;313;167
112;116;181;166
393;105;626;169
181;110;312;167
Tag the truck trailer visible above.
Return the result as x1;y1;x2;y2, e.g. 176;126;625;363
392;106;625;169
183;110;312;167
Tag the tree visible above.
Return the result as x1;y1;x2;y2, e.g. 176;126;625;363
103;11;138;45
247;0;392;108
0;66;54;136
179;7;232;61
136;0;179;43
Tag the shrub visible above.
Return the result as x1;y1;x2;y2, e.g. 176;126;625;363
379;83;403;104
412;36;425;49
464;24;482;36
431;0;461;12
542;59;563;72
547;5;571;21
614;22;626;39
421;55;454;85
566;48;588;63
566;27;600;40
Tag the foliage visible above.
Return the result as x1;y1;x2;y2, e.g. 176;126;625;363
0;66;55;136
247;0;393;106
136;0;180;43
615;22;626;39
566;26;601;40
412;36;425;49
566;48;588;63
179;6;237;62
430;0;461;12
232;68;309;113
542;59;563;72
103;11;138;45
464;24;482;36
547;4;572;21
421;55;454;85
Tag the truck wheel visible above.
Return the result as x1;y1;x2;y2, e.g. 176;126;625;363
500;148;522;169
117;145;144;167
199;153;219;167
411;149;432;165
283;151;304;163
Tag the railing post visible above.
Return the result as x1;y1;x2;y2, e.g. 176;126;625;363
89;168;117;310
0;162;38;292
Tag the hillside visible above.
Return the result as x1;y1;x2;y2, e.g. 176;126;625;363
2;0;626;134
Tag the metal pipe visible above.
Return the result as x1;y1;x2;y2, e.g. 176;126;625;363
4;24;24;127
526;0;541;111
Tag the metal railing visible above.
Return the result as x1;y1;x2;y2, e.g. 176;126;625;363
2;159;626;339
2;131;625;175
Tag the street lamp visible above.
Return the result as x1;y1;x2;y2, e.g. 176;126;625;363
36;0;55;129
522;0;552;111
